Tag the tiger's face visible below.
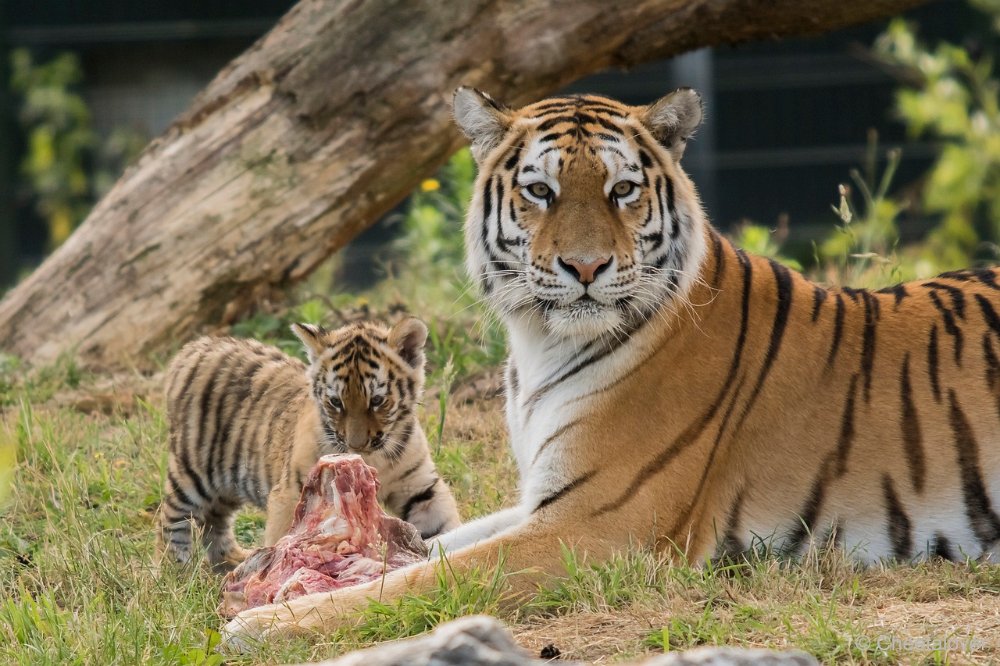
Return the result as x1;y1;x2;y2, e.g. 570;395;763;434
454;88;707;339
291;318;426;461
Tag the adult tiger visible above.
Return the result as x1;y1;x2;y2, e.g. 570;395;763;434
224;87;1000;641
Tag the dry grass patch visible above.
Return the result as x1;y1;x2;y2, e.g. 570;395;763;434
515;610;663;662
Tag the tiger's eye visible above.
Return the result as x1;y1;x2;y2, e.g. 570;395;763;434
612;181;636;198
328;396;343;411
370;395;385;408
527;182;551;200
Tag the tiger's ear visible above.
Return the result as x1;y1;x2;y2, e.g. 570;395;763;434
290;323;327;363
388;317;428;370
641;87;703;160
453;87;512;163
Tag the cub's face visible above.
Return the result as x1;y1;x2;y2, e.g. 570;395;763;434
291;318;427;461
454;88;707;339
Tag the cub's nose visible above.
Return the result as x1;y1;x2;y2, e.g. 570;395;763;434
557;256;611;285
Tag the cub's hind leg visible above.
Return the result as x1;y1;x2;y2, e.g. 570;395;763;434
203;498;250;572
157;486;202;566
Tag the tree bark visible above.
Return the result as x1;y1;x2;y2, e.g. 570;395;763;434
0;0;928;367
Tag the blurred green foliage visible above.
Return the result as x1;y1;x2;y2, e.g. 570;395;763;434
743;0;1000;288
9;50;146;249
876;10;1000;270
816;136;911;287
394;150;475;270
732;217;803;272
375;149;506;384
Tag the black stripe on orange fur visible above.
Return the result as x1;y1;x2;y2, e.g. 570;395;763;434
785;373;859;553
899;353;926;494
859;291;879;403
826;294;845;368
811;285;827;322
535;470;598;513
731;259;792;435
532;419;583;467
928;324;942;403
592;243;752;516
948;390;1000;549
928;290;963;366
882;474;914;560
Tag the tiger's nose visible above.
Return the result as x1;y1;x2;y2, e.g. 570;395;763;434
558;256;611;285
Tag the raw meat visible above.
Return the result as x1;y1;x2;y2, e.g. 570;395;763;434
219;454;428;617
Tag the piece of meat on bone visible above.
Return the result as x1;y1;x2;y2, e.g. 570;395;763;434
220;454;427;617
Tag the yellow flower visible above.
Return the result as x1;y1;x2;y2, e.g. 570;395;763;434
50;207;74;245
420;178;441;193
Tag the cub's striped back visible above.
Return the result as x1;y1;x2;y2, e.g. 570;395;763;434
159;336;310;567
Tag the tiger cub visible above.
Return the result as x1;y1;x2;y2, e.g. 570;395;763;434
158;317;461;570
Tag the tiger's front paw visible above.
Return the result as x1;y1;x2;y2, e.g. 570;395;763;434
220;601;308;651
219;591;362;651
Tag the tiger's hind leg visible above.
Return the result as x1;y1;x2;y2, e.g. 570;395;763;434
203;498;250;572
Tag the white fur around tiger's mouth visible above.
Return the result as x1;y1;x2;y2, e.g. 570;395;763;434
542;295;626;338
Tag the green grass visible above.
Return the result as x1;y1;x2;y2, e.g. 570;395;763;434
348;552;512;644
2;347;1000;665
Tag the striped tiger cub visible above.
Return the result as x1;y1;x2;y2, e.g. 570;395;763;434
158;317;461;570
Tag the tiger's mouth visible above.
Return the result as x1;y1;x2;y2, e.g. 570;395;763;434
541;294;626;337
567;293;602;310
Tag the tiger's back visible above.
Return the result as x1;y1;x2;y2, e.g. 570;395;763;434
581;239;1000;563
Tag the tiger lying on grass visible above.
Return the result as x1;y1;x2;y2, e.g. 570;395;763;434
158;318;460;570
224;86;1000;642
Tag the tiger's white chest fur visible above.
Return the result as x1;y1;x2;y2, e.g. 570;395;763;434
503;318;654;507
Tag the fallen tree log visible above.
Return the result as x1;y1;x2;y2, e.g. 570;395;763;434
0;0;929;367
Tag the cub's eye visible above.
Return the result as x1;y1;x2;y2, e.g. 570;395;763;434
327;396;343;411
525;182;552;201
611;181;637;199
370;395;385;408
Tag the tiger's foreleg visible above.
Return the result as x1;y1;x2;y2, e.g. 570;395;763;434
221;511;627;644
427;505;528;552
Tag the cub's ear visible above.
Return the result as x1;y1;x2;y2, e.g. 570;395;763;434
453;86;512;163
388;317;428;369
641;87;703;160
290;322;327;363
